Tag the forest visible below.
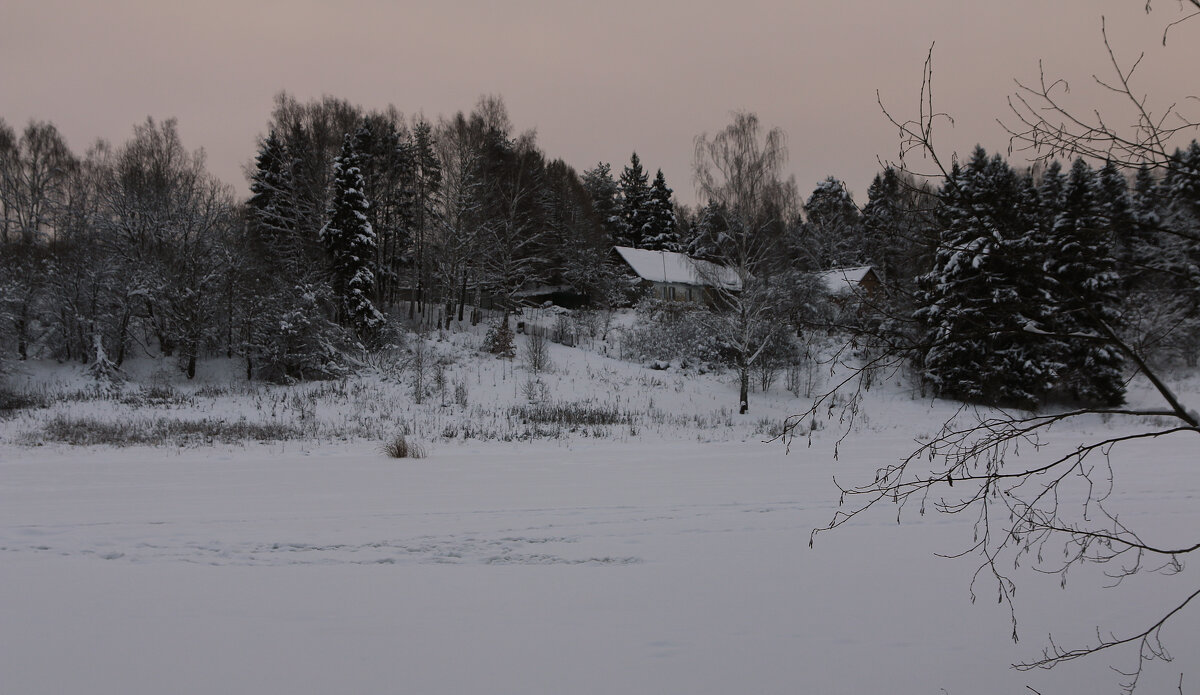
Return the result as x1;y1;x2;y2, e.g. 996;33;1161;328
2;91;1200;416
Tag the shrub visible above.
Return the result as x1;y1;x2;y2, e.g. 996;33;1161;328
621;299;720;365
0;388;48;417
522;377;551;403
410;336;428;404
453;376;469;407
246;282;351;383
381;434;426;459
523;330;551;372
482;316;516;358
551;314;576;346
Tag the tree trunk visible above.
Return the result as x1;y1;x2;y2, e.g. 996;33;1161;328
114;309;131;367
458;276;467;322
739;363;750;414
16;319;27;360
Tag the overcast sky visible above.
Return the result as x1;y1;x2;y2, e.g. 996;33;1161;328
3;0;1196;206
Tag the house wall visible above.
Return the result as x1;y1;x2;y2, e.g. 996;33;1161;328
651;282;702;303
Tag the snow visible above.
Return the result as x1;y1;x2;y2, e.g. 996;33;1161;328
814;265;875;295
1;321;1198;694
614;246;741;290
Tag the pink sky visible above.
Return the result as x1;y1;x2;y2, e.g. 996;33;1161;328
3;0;1196;205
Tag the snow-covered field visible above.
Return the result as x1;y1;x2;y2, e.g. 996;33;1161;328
2;318;1198;694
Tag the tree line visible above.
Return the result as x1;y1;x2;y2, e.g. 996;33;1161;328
2;94;1199;401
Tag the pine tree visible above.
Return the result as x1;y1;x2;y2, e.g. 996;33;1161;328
642;169;680;251
917;147;1054;408
618;152;650;247
322;128;384;340
1041;158;1125;405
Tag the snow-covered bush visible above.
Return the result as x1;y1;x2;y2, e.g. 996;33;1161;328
620;299;721;366
247;283;351;384
482;317;516;358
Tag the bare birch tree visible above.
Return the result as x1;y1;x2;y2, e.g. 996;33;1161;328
693;112;798;413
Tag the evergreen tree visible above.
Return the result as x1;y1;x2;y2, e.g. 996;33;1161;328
687;200;728;261
1163;141;1200;238
247;130;305;272
1097;159;1136;284
917;147;1054;408
1154;143;1200;364
355;114;410;308
1042;158;1125;405
642;169;680;251
801;176;862;269
618;152;650;247
581;162;623;244
321;128;384;340
860;167;940;296
1037;160;1066;233
1126;164;1168;291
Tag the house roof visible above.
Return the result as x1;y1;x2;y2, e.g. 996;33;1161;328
815;266;876;295
613;246;742;291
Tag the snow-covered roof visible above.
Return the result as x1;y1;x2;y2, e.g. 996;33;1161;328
815;266;876;295
613;246;742;291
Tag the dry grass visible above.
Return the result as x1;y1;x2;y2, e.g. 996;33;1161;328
30;414;307;447
381;434;427;459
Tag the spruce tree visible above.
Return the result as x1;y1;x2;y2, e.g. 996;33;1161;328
802;176;862;269
687;201;727;261
321;128;384;340
1164;141;1200;237
1157;143;1200;364
1037;160;1066;232
247;130;299;269
1042;158;1125;405
642;169;681;251
860;167;939;295
861;168;907;284
618;152;650;247
1097;160;1136;286
917;147;1053;408
581;162;623;244
1127;165;1167;291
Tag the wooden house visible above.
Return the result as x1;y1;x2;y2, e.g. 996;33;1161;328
612;246;741;304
